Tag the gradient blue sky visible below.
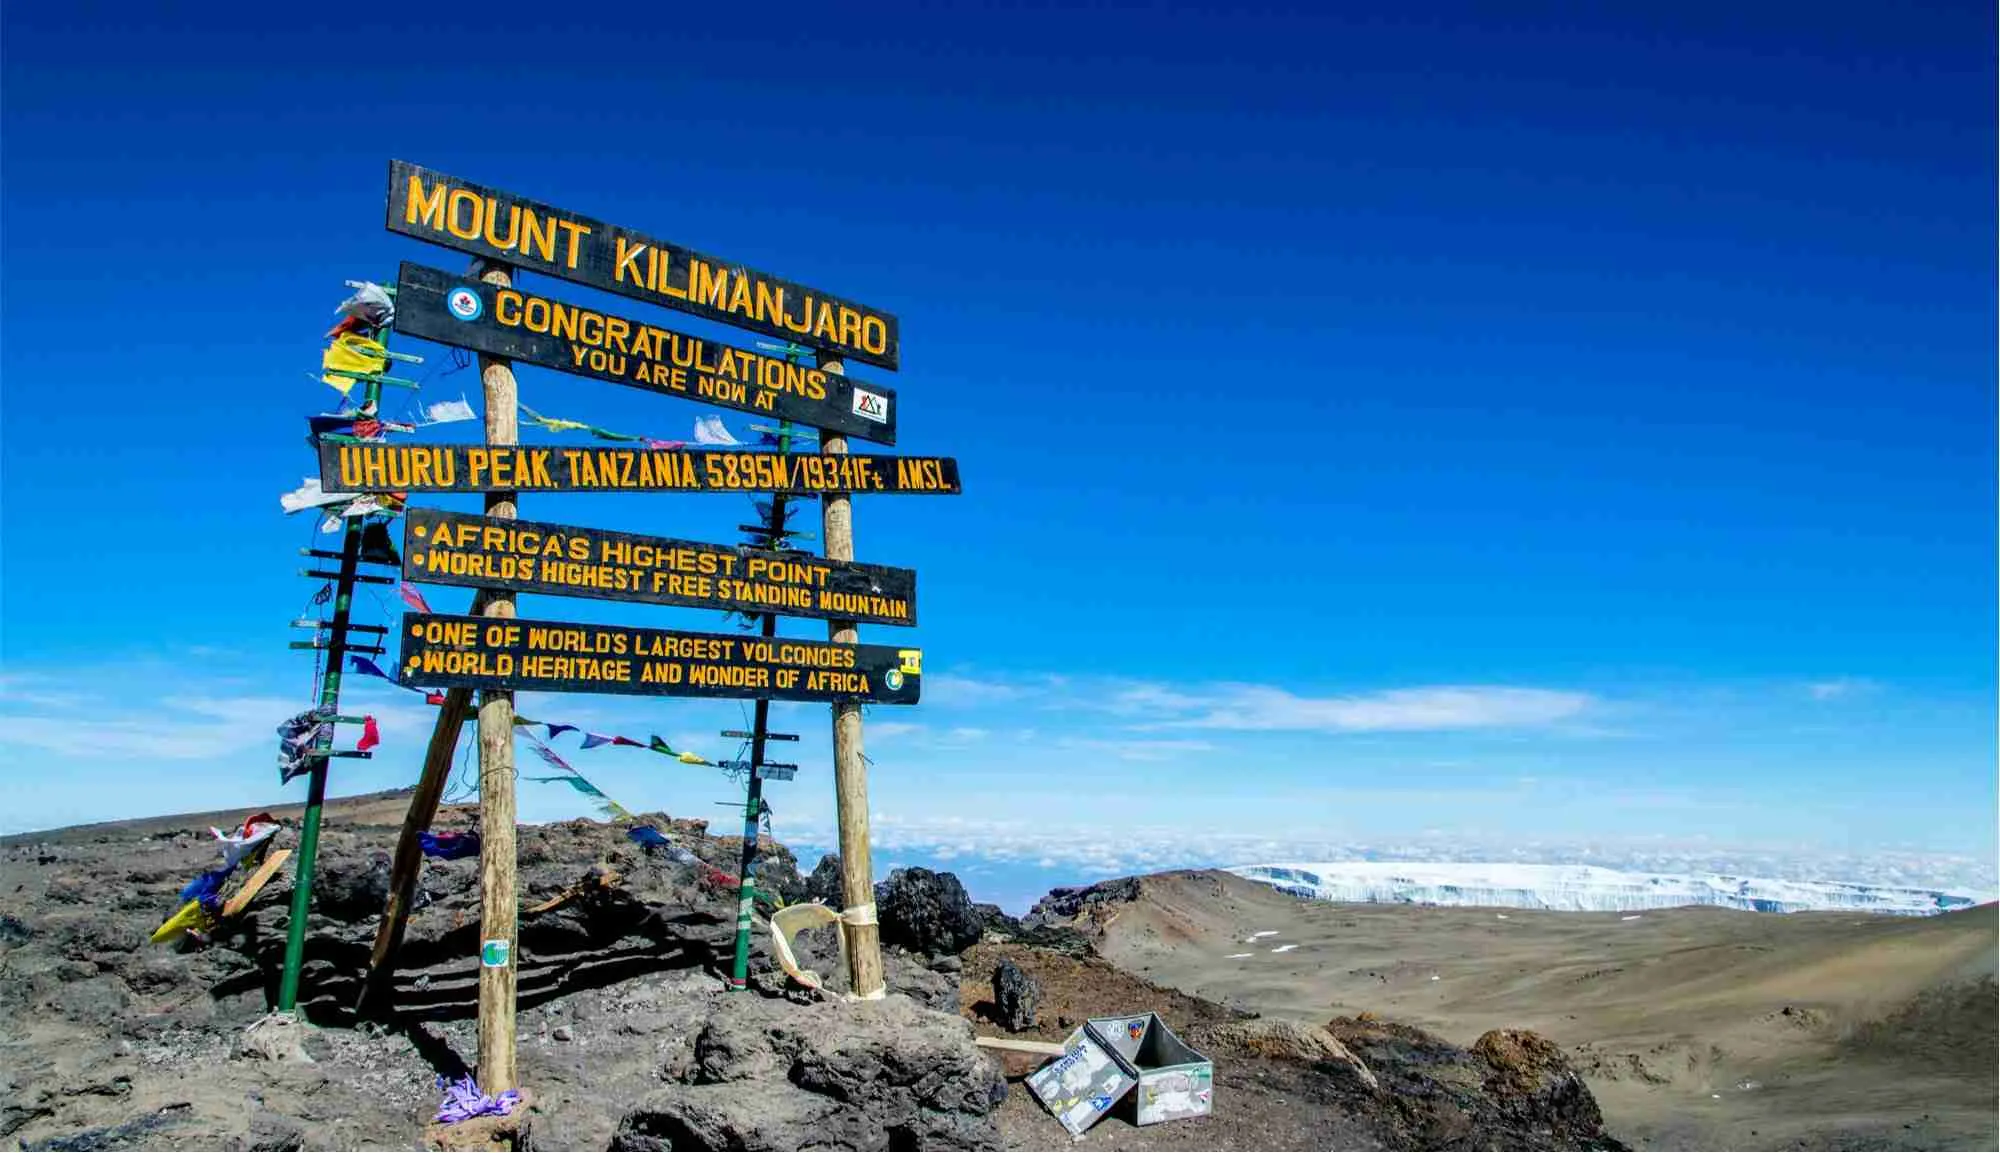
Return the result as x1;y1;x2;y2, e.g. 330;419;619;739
2;2;1993;906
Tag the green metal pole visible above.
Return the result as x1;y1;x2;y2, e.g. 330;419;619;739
730;418;792;990
277;362;386;1013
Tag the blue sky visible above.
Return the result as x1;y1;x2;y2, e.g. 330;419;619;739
2;2;1993;907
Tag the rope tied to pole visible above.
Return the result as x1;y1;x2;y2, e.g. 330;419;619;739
768;901;888;1001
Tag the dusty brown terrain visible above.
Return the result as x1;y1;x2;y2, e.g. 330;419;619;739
8;795;1987;1151
1035;869;1999;1151
953;940;1621;1151
1;794;1629;1152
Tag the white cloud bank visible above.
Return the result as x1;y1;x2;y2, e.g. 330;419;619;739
1113;683;1593;733
782;815;2000;900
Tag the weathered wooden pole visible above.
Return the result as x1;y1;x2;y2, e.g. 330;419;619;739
472;259;521;1091
356;680;475;1016
817;355;885;999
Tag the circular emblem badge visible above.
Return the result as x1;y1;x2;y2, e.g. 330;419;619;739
884;669;904;691
446;286;483;321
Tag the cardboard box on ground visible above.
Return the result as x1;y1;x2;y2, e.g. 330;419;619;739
1025;1013;1214;1136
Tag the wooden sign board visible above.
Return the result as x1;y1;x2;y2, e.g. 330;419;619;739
318;442;958;496
385;160;900;370
403;508;917;627
397;612;922;705
393;263;898;444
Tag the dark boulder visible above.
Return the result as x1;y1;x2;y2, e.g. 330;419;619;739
1325;1016;1628;1151
610;993;1005;1151
800;853;844;904
991;958;1040;1032
311;853;390;922
1472;1028;1609;1141
1023;876;1142;928
875;867;983;958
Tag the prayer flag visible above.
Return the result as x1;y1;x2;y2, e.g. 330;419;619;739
400;582;432;614
423;397;477;425
693;415;739;445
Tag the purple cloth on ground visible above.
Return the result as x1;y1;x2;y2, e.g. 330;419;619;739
434;1075;519;1125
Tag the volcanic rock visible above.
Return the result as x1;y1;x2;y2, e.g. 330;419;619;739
991;958;1040;1032
609;993;1005;1151
875;866;984;957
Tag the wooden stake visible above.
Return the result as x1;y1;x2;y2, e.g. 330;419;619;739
474;260;521;1092
975;1037;1067;1057
818;355;885;1000
357;681;475;1017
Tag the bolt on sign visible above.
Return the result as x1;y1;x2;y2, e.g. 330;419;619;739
403;508;917;628
385;160;900;371
393;263;899;444
318;442;959;496
398;612;924;705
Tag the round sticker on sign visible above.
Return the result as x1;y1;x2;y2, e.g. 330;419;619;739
884;669;904;691
480;938;511;967
447;286;483;322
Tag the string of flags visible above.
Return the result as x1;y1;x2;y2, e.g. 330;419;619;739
344;654;718;765
316;378;809;454
279;278;789;877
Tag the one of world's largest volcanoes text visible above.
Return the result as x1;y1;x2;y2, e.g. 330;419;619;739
1230;861;1993;916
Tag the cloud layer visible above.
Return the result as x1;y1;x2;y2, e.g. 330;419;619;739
923;671;1598;734
1113;683;1594;733
785;814;2000;901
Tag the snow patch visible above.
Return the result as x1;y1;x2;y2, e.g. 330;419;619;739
1228;861;1991;916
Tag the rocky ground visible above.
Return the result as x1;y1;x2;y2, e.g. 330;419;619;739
1;792;1631;1151
1026;871;2000;1152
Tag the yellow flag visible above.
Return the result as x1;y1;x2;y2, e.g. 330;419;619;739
150;899;214;944
323;332;388;376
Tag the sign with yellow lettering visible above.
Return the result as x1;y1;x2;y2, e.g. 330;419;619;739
404;508;917;627
385;161;900;370
316;442;960;496
394;264;899;444
397;612;923;704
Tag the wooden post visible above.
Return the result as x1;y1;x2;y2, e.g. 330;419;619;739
817;355;885;1000
357;681;475;1017
473;259;521;1092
